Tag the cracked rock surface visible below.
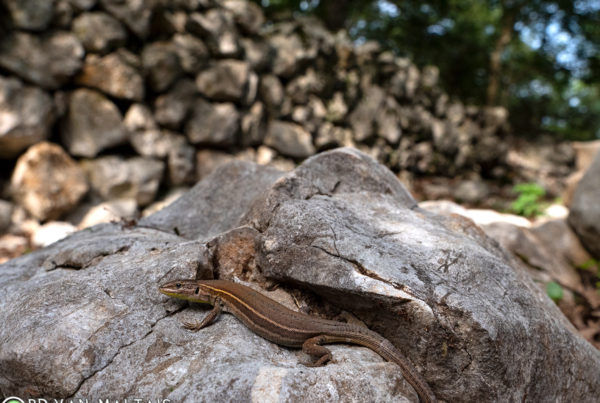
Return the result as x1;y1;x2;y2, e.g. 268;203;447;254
0;148;599;402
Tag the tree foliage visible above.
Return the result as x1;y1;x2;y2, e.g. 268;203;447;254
254;0;600;140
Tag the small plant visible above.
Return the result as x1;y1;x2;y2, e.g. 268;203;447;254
510;183;546;217
546;281;564;302
577;258;599;272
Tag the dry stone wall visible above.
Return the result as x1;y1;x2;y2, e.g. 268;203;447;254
0;0;510;245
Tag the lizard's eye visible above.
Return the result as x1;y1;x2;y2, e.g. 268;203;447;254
175;283;182;288
195;287;200;294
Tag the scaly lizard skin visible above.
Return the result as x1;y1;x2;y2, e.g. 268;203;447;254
159;279;437;403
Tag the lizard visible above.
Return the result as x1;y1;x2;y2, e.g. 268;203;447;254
159;279;438;403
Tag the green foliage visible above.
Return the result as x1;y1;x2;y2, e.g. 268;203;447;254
546;281;564;302
577;258;600;271
510;183;546;217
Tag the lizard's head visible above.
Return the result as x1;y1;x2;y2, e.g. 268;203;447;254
159;279;213;304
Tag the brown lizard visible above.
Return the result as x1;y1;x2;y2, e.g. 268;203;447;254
159;279;437;403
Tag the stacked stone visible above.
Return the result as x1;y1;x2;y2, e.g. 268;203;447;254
0;0;510;256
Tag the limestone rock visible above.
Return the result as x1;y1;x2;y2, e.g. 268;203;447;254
185;99;239;146
4;0;54;31
240;102;266;146
172;33;209;74
222;0;265;35
0;31;84;89
186;9;241;57
72;12;127;54
154;79;197;130
61;89;129;157
348;85;385;142
0;76;55;158
0;149;599;402
195;59;250;102
264;121;315;159
0;200;13;234
10;142;88;221
76;52;144;100
99;0;153;39
568;151;600;258
141;41;182;93
259;74;284;113
81;156;165;207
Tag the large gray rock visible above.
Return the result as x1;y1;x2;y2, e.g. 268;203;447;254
1;148;598;402
61;89;129;157
0;76;55;158
569;151;600;258
0;31;84;89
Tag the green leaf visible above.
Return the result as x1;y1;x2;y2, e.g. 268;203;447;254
546;281;564;302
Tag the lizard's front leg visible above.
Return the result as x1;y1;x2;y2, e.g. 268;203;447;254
301;335;333;367
183;297;223;331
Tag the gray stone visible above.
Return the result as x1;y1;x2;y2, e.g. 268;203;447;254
185;99;239;146
76;53;144;101
142;41;182;93
240;38;272;71
241;102;266;146
99;0;153;38
10;142;88;221
452;179;491;204
68;0;97;10
130;129;182;159
154;79;197;130
4;0;54;31
568;151;600;258
264;121;315;159
186;9;241;57
348;85;385;142
123;104;158;133
0;31;84;89
269;33;306;78
0;76;55;158
376;96;402;145
285;68;324;104
0;200;14;234
195;149;236;181
167;141;196;186
172;33;209;74
61;89;129;157
196;59;250;102
259;74;284;112
222;0;265;35
325;92;348;123
315;122;353;150
72;12;127;54
53;0;75;29
81;156;164;207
